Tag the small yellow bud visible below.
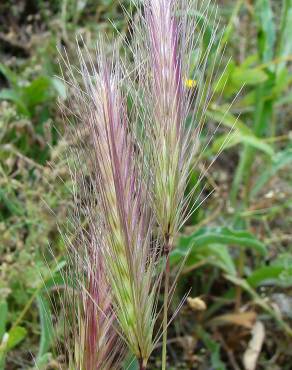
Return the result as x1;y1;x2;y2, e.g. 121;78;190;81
185;79;197;88
187;297;207;311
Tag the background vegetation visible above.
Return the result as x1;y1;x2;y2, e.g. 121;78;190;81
0;0;291;369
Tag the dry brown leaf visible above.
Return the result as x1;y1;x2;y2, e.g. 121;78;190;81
209;311;257;329
243;321;265;370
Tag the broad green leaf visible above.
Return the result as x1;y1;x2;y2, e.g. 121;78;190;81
240;54;259;69
200;244;236;276
171;227;267;275
248;254;292;287
0;326;26;369
6;326;27;351
248;266;292;288
170;228;267;275
213;61;267;95
23;76;53;111
175;227;267;256
36;295;54;359
171;241;236;275
231;67;268;87
0;301;7;340
236;90;256;109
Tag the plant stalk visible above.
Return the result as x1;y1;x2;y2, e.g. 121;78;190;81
230;83;273;207
139;358;147;370
162;237;171;370
235;248;245;311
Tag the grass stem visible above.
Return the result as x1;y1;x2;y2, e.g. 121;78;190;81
162;247;170;370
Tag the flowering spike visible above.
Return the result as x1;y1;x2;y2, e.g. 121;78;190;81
62;39;161;367
131;1;220;368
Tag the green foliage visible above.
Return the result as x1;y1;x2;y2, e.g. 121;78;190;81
36;294;54;361
171;226;267;270
198;328;227;370
0;325;27;369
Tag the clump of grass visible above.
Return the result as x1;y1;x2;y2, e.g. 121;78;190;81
61;40;161;369
59;0;220;368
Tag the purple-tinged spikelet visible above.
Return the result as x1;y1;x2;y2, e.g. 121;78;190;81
144;0;185;245
133;0;218;247
61;40;161;368
61;167;122;369
131;1;220;367
82;234;118;369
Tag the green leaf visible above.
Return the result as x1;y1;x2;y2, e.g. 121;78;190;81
272;68;291;98
122;353;139;370
248;254;292;288
237;133;274;157
277;0;292;72
255;0;275;63
0;89;29;116
23;76;53;111
200;244;237;275
231;67;268;87
6;326;27;351
43;271;66;291
51;77;67;99
251;147;292;196
213;60;236;96
171;227;266;275
248;266;292;288
33;353;52;369
180;227;266;254
171;242;236;275
240;54;259;69
213;59;268;95
208;107;275;157
207;107;252;134
36;294;54;359
0;188;25;216
0;301;7;340
212;131;274;157
0;63;18;87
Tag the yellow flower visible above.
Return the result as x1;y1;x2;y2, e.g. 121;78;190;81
185;79;197;88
